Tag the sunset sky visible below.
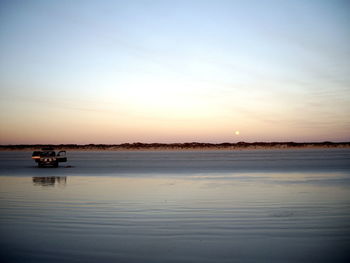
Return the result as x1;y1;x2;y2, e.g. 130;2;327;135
0;0;349;144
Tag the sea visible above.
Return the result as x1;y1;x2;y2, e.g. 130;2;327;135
0;149;350;262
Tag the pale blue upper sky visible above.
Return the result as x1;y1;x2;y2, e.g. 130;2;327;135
0;0;349;143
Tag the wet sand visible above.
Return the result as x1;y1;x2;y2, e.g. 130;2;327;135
1;150;350;262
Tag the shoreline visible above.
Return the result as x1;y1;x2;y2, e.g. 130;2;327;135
1;142;349;151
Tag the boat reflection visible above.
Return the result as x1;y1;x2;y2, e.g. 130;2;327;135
32;176;67;187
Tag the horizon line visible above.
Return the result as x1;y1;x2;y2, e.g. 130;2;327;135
1;141;350;147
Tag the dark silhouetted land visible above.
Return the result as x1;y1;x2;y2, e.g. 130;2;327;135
1;141;349;151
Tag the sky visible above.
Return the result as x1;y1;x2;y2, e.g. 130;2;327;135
0;0;349;144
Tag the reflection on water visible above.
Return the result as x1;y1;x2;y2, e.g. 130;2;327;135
1;174;350;263
32;176;67;187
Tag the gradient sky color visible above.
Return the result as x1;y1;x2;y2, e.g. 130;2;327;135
0;0;349;144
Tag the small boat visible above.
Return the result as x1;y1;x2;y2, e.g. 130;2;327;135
32;147;67;167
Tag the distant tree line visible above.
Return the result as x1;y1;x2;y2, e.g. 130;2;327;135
0;141;349;150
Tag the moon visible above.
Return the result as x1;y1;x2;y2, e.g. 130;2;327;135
235;131;240;135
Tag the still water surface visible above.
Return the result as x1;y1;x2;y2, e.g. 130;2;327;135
1;150;350;262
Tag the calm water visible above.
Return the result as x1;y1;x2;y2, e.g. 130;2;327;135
1;149;350;262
